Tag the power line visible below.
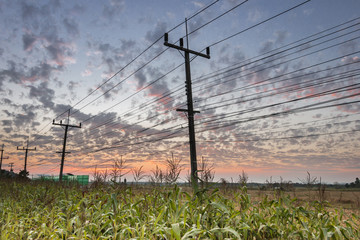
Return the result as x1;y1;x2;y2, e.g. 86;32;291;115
72;24;360;144
207;0;311;48
67;8;359;144
200;129;360;143
28;0;221;148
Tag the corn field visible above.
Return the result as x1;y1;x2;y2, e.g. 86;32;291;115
0;181;359;239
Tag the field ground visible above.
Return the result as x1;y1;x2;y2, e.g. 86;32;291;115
246;188;360;210
0;180;359;239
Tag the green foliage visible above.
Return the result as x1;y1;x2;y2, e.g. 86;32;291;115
0;181;359;239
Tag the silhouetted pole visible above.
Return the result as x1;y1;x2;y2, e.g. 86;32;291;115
52;112;81;182
17;140;36;173
0;144;9;171
164;19;210;191
9;163;14;172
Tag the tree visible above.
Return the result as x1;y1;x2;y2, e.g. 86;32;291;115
18;169;29;178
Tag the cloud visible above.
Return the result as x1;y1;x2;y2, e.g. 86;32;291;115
25;62;57;82
247;9;262;22
0;61;22;90
14;105;38;128
81;69;93;77
0;60;60;91
22;32;37;51
45;40;76;67
134;71;147;90
20;1;77;68
145;21;167;43
88;39;136;83
28;81;55;109
63;17;79;38
102;0;125;21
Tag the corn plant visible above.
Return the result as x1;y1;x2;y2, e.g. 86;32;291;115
1;180;359;239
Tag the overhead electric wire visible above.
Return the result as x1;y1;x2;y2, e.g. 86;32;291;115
227;119;360;141
28;0;221;148
72;15;360;142
192;20;360;87
72;0;247;121
74;116;188;154
70;0;252;132
65;0;220;119
192;33;360;99
187;0;248;36
90;128;186;153
200;129;360;143
70;31;360;149
23;0;358;176
75;22;360;141
192;16;360;84
75;83;360;156
196;64;360;111
196;98;360;134
206;0;311;49
196;84;360;128
75;3;358;135
198;69;360;113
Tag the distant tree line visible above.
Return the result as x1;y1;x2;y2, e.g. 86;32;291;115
345;177;360;188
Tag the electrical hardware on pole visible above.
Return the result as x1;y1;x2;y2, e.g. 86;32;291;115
163;18;210;191
17;140;36;174
52;110;81;182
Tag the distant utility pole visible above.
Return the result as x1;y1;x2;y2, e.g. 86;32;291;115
9;163;14;172
164;18;210;191
17;140;36;174
52;110;81;182
0;144;9;171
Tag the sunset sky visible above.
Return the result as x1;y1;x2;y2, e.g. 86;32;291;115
0;0;359;184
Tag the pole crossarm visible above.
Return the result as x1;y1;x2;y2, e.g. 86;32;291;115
176;108;200;114
52;120;82;128
164;41;210;59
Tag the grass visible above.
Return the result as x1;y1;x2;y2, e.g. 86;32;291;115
0;180;359;239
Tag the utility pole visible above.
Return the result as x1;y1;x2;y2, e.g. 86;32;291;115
52;110;81;182
9;163;14;172
17;140;36;174
0;144;9;171
164;19;210;191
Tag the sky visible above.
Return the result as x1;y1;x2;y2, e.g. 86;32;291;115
0;0;359;184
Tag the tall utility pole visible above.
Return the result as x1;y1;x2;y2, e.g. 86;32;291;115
164;19;210;191
52;111;81;182
17;140;36;174
0;144;9;171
